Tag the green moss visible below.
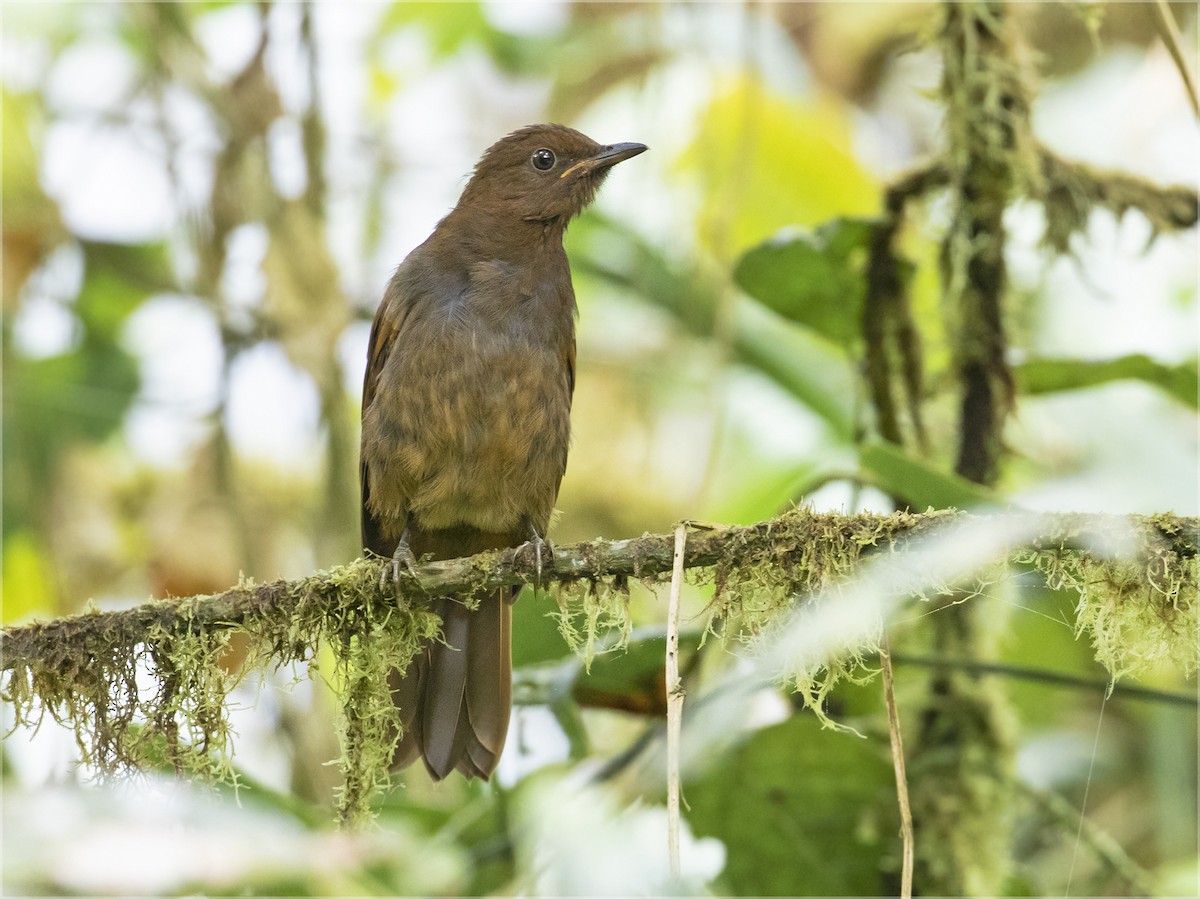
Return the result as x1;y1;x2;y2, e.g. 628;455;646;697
239;560;441;825
705;510;919;728
1;558;440;827
2;512;1194;829
1017;522;1198;681
552;573;633;670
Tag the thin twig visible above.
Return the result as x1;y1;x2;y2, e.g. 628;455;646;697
1016;778;1157;896
888;653;1197;707
1153;0;1199;118
1066;693;1108;897
666;523;687;881
880;640;914;899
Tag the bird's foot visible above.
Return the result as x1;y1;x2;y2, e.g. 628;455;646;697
381;531;420;591
517;525;553;588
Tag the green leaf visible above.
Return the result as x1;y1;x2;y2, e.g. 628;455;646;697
512;587;574;668
678;75;880;259
859;440;999;510
687;715;896;895
76;240;174;337
1014;354;1199;409
734;218;876;347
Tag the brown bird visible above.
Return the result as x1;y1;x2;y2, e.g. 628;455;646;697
359;124;647;780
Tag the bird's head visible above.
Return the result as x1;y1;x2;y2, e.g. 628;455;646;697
458;124;647;226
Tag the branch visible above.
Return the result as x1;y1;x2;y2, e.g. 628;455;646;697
3;507;1195;826
3;509;1197;673
1039;146;1200;253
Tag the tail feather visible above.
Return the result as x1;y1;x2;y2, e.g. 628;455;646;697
464;589;512;757
389;591;513;781
422;600;471;779
388;663;424;771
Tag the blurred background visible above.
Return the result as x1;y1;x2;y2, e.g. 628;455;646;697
2;1;1197;895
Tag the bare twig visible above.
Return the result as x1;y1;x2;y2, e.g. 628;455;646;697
666;523;687;881
880;640;914;899
1152;0;1199;118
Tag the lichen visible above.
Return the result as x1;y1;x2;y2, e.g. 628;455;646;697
1;601;240;782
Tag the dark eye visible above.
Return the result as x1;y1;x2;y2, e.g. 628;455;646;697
531;148;556;171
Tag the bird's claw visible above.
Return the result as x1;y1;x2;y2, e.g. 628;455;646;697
381;537;419;592
519;526;552;588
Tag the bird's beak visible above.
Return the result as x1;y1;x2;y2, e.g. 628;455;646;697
560;142;648;179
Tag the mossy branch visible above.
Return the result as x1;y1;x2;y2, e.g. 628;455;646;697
3;508;1196;827
1039;146;1200;252
5;509;1196;669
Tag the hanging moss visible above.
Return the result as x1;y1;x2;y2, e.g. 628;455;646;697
1016;514;1199;682
2;510;1195;828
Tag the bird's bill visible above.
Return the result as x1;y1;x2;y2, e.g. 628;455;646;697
559;141;648;179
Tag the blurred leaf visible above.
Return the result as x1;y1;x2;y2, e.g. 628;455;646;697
734;218;876;347
512;588;573;668
0;532;55;623
75;240;173;338
2;345;139;545
735;302;857;438
1015;354;1199;409
680;75;879;259
859;440;999;510
374;1;552;75
572;628;701;716
2;89;66;306
711;453;852;525
3;240;151;538
378;1;491;58
570;214;857;438
687;714;895;895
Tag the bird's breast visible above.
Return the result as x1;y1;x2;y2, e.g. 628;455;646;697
363;297;573;536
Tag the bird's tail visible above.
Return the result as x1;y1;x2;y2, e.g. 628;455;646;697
389;588;513;780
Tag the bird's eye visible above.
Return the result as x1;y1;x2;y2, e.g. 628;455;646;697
531;148;556;171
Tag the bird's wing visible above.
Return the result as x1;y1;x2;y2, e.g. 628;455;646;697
360;287;407;556
564;332;576;407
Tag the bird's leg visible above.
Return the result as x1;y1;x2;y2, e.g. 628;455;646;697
382;524;420;591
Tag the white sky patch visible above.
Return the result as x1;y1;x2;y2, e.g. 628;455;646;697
221;223;270;315
42;117;173;242
266;116;309;199
122;294;225;466
11;295;80;360
192;2;263;84
497;705;571;786
44;35;135;114
482;0;568;37
224;342;323;471
337;320;371;400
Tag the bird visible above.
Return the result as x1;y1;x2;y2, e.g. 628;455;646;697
359;124;647;780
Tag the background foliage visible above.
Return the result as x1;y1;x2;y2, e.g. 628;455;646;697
2;1;1197;895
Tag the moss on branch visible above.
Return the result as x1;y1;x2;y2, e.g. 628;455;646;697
2;508;1196;826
